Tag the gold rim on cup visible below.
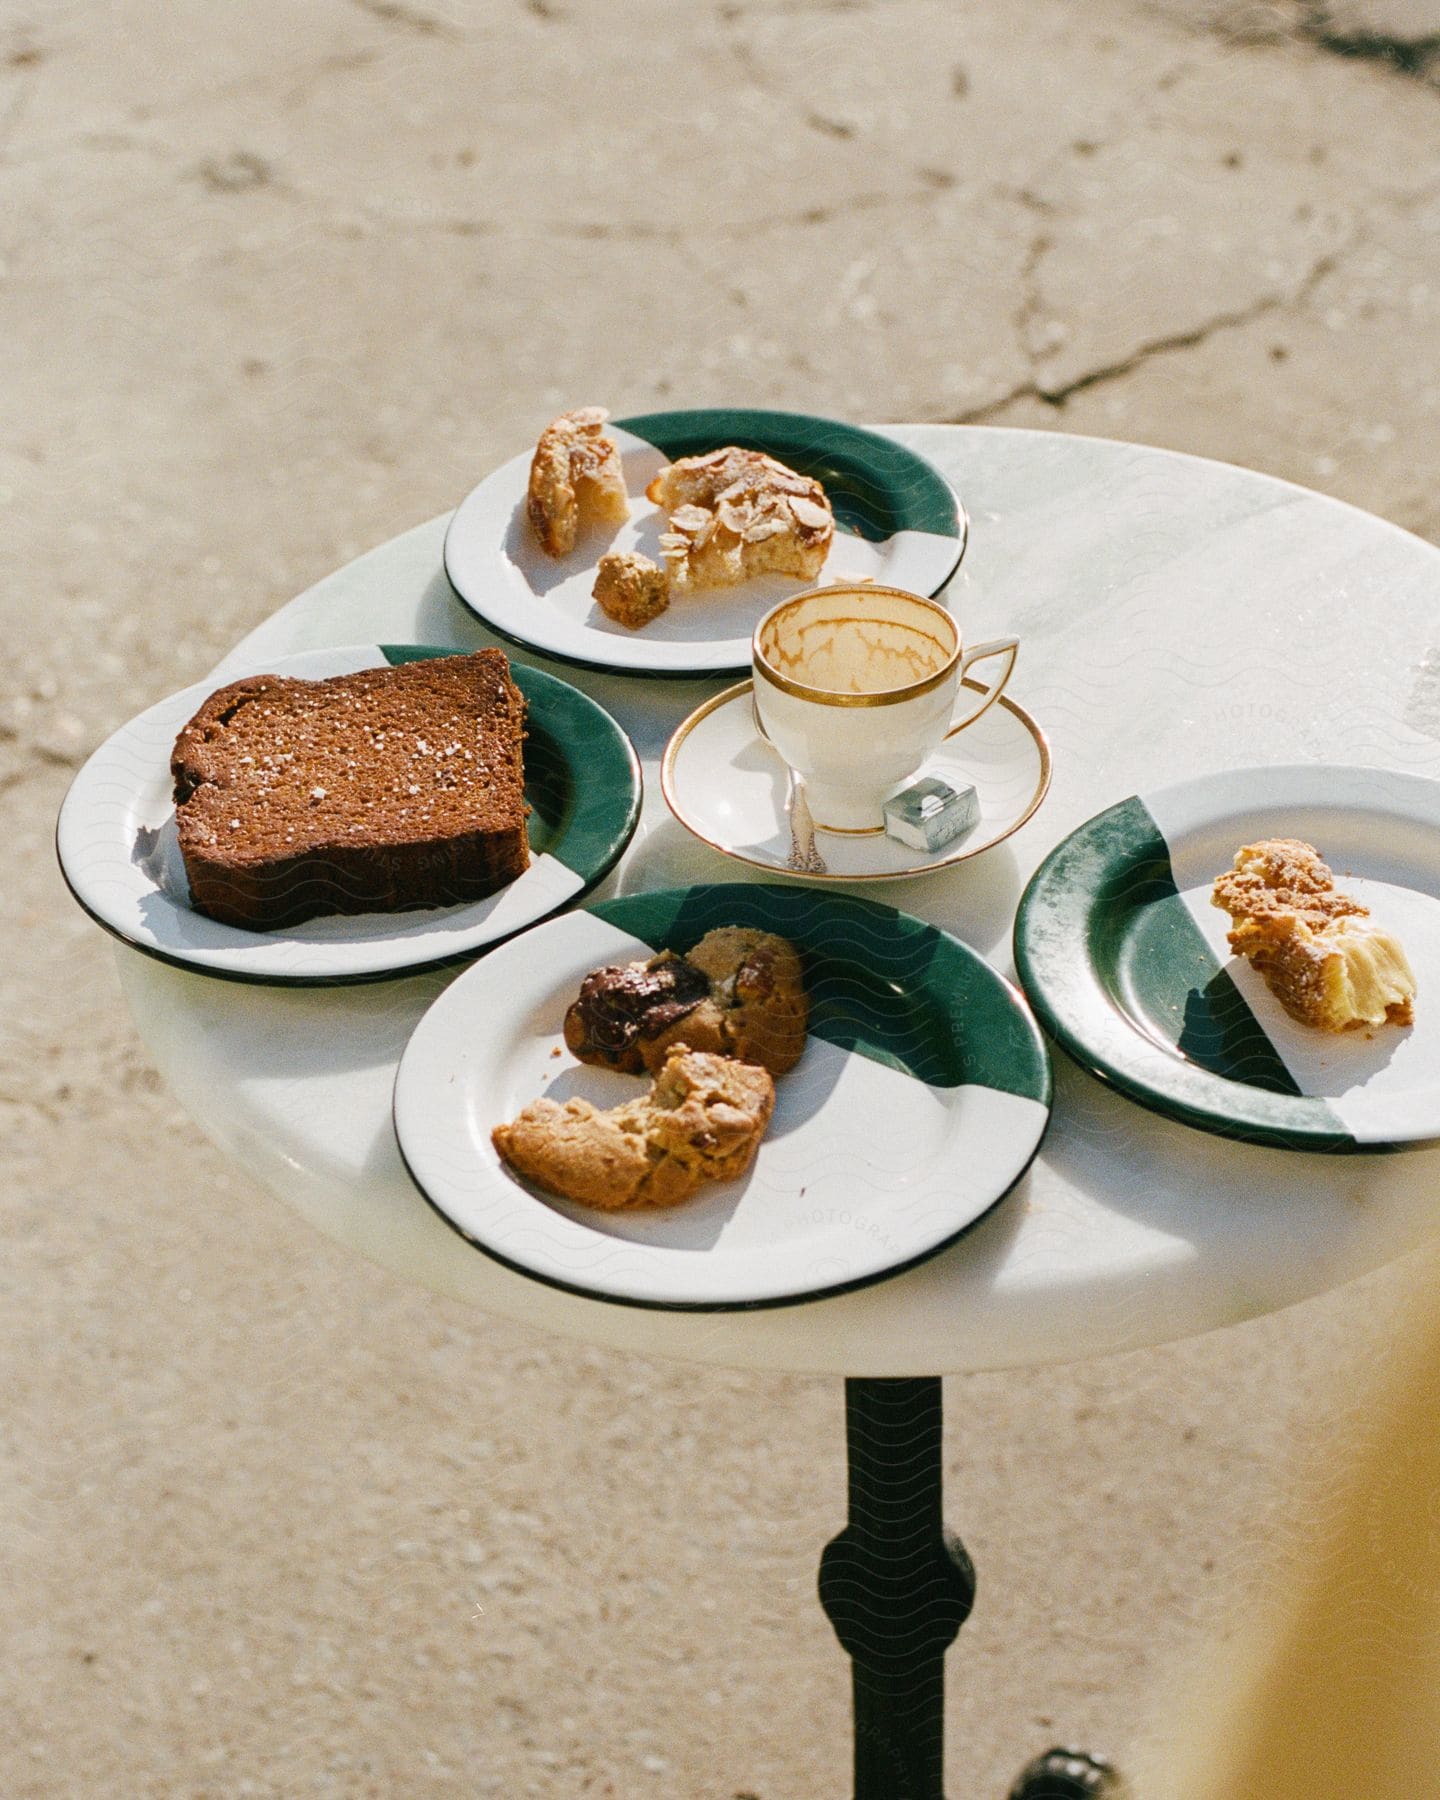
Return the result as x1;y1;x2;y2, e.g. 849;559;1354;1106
751;583;961;708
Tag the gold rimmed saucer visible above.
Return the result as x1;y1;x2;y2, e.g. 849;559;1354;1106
661;678;1052;884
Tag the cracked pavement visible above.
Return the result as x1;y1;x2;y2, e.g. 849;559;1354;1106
3;1;1439;1795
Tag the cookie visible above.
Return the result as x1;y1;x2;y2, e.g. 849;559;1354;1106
563;927;808;1078
492;1046;775;1210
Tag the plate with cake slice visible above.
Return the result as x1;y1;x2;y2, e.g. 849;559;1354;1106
1014;764;1440;1151
56;645;642;984
443;407;967;678
394;882;1052;1309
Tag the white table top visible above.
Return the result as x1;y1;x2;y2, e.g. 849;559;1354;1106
115;426;1440;1375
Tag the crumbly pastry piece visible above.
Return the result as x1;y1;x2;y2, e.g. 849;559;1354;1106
563;926;809;1077
1211;839;1416;1031
526;407;630;557
492;1045;775;1210
645;446;833;592
592;550;670;629
171;650;529;931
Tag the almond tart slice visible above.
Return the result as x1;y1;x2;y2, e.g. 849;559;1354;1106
1211;838;1416;1031
526;407;630;557
646;446;834;593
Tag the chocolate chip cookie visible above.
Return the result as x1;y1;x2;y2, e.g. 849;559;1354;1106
563;926;808;1078
491;1046;775;1210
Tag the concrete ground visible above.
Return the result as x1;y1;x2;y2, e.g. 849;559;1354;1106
4;1;1440;1793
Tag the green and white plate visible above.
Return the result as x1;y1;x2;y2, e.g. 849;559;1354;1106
443;408;967;679
394;883;1051;1310
56;645;642;986
1015;765;1440;1152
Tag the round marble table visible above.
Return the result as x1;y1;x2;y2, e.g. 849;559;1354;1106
110;426;1440;1799
119;424;1440;1377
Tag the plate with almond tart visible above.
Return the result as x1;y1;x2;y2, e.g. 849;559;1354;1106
56;645;642;985
1014;765;1440;1151
443;408;967;678
394;883;1052;1309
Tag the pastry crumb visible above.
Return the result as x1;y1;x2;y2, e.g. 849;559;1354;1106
593;550;670;629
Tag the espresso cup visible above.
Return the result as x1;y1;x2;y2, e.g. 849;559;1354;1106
751;584;1018;831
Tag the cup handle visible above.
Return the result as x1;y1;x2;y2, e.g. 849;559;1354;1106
944;636;1018;737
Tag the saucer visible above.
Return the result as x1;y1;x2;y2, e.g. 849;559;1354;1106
662;679;1051;883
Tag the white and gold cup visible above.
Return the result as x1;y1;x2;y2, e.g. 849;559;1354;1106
751;584;1018;832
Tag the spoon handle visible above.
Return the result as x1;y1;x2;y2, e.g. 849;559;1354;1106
751;695;829;875
787;774;827;875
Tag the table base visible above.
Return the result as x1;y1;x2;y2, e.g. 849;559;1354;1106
819;1378;1129;1800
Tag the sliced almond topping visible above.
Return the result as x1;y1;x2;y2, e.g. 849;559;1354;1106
789;495;833;530
716;497;756;533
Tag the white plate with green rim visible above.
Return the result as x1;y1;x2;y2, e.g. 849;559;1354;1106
442;408;967;679
1014;765;1440;1152
662;678;1051;882
395;883;1052;1309
56;645;642;986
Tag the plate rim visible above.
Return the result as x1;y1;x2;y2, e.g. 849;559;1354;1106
1013;761;1440;1153
393;881;1053;1311
659;678;1053;883
441;407;969;680
55;643;644;988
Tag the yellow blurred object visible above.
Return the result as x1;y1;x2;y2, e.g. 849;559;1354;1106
1133;1250;1440;1800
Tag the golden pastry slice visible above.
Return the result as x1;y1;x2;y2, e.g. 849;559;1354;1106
526;407;630;557
492;1046;774;1210
1211;839;1415;1031
645;446;833;592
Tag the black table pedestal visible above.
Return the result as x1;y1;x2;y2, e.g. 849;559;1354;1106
818;1376;1128;1800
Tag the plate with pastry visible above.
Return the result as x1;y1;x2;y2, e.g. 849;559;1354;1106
56;644;642;985
443;407;967;678
1014;764;1440;1150
394;882;1052;1309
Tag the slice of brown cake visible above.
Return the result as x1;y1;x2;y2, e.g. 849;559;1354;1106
171;650;529;931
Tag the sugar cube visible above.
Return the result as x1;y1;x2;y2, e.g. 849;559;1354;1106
882;777;980;852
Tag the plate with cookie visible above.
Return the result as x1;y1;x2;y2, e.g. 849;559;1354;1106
394;883;1052;1309
56;645;642;984
1014;765;1440;1150
443;407;967;678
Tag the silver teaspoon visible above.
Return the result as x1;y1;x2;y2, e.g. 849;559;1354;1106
751;697;828;876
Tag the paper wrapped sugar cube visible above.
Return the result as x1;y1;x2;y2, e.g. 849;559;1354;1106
882;777;980;852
